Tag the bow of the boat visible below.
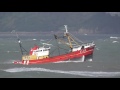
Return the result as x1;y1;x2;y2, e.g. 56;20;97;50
13;60;23;64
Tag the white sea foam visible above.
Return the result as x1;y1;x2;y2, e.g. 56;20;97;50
3;67;120;77
0;60;16;64
96;48;99;50
112;41;119;43
33;39;37;40
88;59;93;62
40;39;45;41
110;36;120;39
87;66;92;67
53;60;84;63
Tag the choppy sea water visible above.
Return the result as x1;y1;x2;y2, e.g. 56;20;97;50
0;34;120;78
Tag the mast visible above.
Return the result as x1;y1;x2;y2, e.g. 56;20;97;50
64;25;79;49
64;25;72;49
54;25;80;50
64;25;68;34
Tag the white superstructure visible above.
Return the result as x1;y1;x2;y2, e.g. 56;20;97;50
32;47;50;57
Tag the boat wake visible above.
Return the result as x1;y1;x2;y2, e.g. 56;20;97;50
53;60;84;63
3;67;120;77
0;60;16;64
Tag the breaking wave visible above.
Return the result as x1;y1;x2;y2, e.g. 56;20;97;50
3;67;120;77
110;36;120;39
112;41;119;43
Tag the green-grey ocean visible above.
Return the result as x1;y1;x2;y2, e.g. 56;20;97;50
0;33;120;78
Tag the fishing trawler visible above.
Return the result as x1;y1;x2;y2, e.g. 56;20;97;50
13;25;95;65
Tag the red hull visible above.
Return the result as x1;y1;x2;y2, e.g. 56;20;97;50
14;46;94;65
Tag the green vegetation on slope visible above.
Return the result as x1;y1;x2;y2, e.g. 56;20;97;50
0;12;120;34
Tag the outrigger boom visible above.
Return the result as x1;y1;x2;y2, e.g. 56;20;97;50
13;25;95;65
11;30;28;55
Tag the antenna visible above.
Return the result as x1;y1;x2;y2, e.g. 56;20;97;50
11;30;19;39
